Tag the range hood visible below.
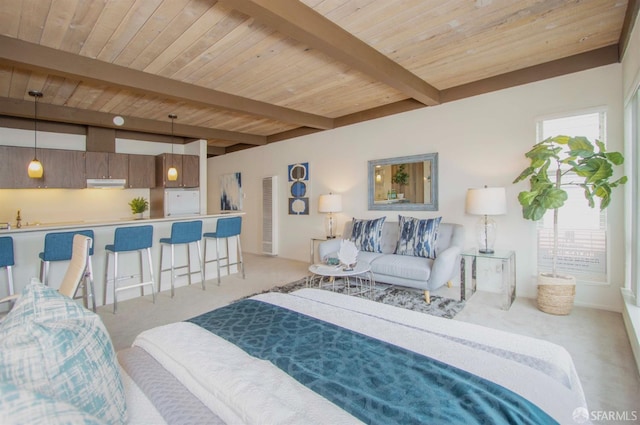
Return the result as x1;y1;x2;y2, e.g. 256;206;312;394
86;178;127;189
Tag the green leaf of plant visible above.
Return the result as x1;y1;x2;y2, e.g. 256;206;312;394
584;158;613;183
610;176;628;187
513;167;534;184
522;203;547;221
539;187;567;209
599;192;611;210
548;135;571;145
517;191;538;206
525;144;561;162
567;136;594;157
604;151;624;165
583;186;595;208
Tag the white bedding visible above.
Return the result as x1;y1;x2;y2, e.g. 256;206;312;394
131;288;589;424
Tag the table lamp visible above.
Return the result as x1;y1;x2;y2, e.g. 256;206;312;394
465;186;506;254
318;193;342;239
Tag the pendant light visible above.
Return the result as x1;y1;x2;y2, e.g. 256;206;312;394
167;114;178;182
27;90;44;179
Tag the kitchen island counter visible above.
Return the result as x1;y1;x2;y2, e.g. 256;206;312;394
2;212;244;308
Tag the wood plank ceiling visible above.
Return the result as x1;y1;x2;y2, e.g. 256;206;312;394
0;0;637;156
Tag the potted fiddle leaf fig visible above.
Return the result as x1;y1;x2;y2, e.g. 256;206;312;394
128;196;149;219
513;135;626;315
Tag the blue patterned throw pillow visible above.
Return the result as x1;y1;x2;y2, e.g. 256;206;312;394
0;382;105;425
395;215;442;259
350;217;386;253
0;281;126;425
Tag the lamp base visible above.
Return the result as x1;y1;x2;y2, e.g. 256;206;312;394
476;215;497;254
325;213;337;240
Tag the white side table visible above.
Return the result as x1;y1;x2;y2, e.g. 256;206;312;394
308;262;375;298
460;249;516;310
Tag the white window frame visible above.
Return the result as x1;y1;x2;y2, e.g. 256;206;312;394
624;85;640;305
535;110;609;284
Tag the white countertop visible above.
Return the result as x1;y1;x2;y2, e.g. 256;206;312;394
1;212;244;235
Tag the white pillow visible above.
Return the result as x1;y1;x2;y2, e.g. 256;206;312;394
0;281;126;424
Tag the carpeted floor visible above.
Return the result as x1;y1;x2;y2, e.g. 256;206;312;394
246;277;466;319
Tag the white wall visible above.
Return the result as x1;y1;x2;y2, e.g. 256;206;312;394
207;64;625;312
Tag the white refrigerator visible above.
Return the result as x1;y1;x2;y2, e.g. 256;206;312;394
163;189;200;217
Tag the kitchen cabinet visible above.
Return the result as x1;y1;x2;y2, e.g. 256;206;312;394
128;154;156;188
0;146;85;188
181;154;199;188
36;149;86;188
85;152;128;180
0;146;32;188
155;153;199;188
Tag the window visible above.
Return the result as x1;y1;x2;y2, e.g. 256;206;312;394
536;111;608;283
625;86;640;305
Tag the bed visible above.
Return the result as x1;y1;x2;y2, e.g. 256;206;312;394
0;282;589;424
119;288;589;425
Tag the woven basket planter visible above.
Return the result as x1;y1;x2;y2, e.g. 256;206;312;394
537;274;576;315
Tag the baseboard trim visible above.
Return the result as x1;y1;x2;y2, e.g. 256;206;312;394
621;289;640;376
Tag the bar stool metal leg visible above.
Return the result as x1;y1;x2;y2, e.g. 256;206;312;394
105;225;156;314
159;220;204;296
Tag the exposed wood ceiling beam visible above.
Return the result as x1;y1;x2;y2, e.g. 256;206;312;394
267;127;322;144
207;146;226;156
221;0;440;106
440;45;619;103
0;36;333;130
0;96;266;145
335;99;425;128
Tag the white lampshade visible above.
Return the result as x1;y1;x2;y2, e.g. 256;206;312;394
465;187;506;254
318;193;342;239
318;194;342;213
465;187;507;216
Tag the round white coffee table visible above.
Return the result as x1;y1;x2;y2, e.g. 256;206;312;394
307;262;375;298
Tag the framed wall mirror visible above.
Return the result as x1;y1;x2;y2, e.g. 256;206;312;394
368;153;438;211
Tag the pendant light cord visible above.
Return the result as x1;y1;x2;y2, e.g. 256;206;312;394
29;90;43;159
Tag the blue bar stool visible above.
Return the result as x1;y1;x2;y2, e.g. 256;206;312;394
159;220;204;297
0;236;15;304
203;216;245;285
39;230;96;311
105;225;156;314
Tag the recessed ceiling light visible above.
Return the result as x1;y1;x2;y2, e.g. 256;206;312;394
113;116;125;126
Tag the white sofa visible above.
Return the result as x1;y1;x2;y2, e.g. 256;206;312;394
318;220;464;291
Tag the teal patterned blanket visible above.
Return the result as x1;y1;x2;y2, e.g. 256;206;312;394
188;299;557;425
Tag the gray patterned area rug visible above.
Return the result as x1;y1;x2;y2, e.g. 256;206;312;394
248;277;465;319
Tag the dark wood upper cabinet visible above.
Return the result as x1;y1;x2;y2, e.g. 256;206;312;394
39;149;86;188
0;146;85;189
0;146;36;188
181;154;200;188
85;152;128;180
128;154;155;188
1;146;190;189
155;153;199;188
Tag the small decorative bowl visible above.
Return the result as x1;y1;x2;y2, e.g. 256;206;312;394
342;263;356;271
